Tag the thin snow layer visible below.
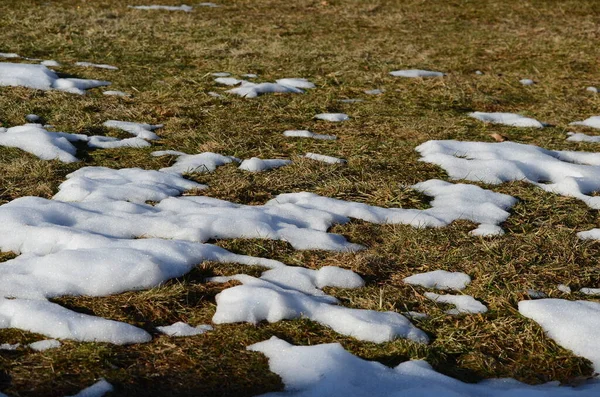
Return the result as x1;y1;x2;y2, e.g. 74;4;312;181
152;150;239;174
40;60;60;67
283;130;336;140
249;337;600;397
425;292;488;314
75;62;118;70
364;88;384;95
469;112;544;128
586;87;598;93
0;298;151;344
157;322;213;336
305;153;346;164
275;78;316;89
103;120;162;140
314;113;349;122
29;339;61;351
66;380;113;397
520;79;535;85
103;90;130;97
212;72;230;77
227;81;304;98
403;270;471;290
53;166;205;203
215;77;243;86
239;157;292;172
567;132;600;143
579;288;600;296
87;136;150;149
0;63;109;94
0;53;20;58
0;343;20;350
212;274;427;344
0;123;81;163
416;140;600;209
519;299;600;371
390;69;444;78
129;4;193;11
571;116;600;130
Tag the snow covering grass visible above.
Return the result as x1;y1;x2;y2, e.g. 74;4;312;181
2;0;600;395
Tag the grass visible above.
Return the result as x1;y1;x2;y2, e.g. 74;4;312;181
1;0;600;395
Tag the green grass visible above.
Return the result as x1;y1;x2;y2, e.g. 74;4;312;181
2;0;600;395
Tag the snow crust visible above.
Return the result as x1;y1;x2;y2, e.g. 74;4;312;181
469;112;544;128
157;322;213;336
103;120;162;140
417;140;600;209
129;5;193;11
570;116;600;130
390;69;444;78
0;63;109;94
305;153;346;164
152;150;239;174
519;299;600;371
249;337;600;397
283;130;336;140
29;339;61;351
425;292;488;314
75;62;118;70
314;113;349;122
403;270;471;290
239;157;292;172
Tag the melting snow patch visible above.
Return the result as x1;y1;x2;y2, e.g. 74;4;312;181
129;4;193;11
239;157;292;172
567;132;600;143
557;284;571;294
152;150;239;174
519;299;600;371
570;116;600;130
0;343;20;350
364;88;384;95
527;289;547;299
0;63;109;94
40;60;60;67
315;113;349;122
242;73;257;78
417;140;600;209
227;81;303;98
403;270;471;290
211;72;230;77
215;77;243;86
103;120;162;140
28;339;61;351
66;379;113;397
208;91;223;98
425;292;487;314
305;153;346;164
0;53;20;58
103;90;130;97
88;136;150;149
25;114;41;123
586;86;598;93
283;130;336;140
469;111;544;128
75;62;118;71
580;288;600;296
390;69;444;78
520;79;535;85
198;2;219;6
276;78;316;89
157;322;213;337
249;336;600;397
339;98;363;103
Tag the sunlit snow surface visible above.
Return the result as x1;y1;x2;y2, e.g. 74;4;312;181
403;270;471;290
0;63;109;94
469;112;544;128
416;140;600;209
390;69;444;77
249;337;600;397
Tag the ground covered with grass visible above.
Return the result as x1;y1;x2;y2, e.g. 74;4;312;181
1;0;600;395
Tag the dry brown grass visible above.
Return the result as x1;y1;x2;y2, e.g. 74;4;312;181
2;0;600;395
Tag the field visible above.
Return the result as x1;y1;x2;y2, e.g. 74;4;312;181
1;0;600;395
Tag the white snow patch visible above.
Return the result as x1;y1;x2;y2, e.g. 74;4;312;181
305;153;346;164
567;132;600;143
470;223;505;236
157;321;213;336
519;299;600;371
402;311;429;320
227;81;304;98
207;91;223;98
25;114;41;123
283;130;336;140
417;140;600;209
198;2;219;6
570;116;600;130
152;150;239;174
475;70;483;75
425;292;487;314
40;60;60;67
0;343;20;350
75;62;118;71
403;270;471;291
249;336;600;397
0;53;20;58
364;88;384;95
129;4;193;11
390;69;444;78
580;288;600;296
520;79;535;85
0;63;109;94
469;111;544;128
586;86;598;93
211;72;230;77
275;78;315;89
103;90;130;97
339;98;363;103
28;339;61;351
66;379;113;397
0;123;82;163
557;284;571;294
314;113;349;122
239;157;292;172
53;166;205;203
103;120;162;140
88;136;150;149
242;73;257;78
215;77;243;86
